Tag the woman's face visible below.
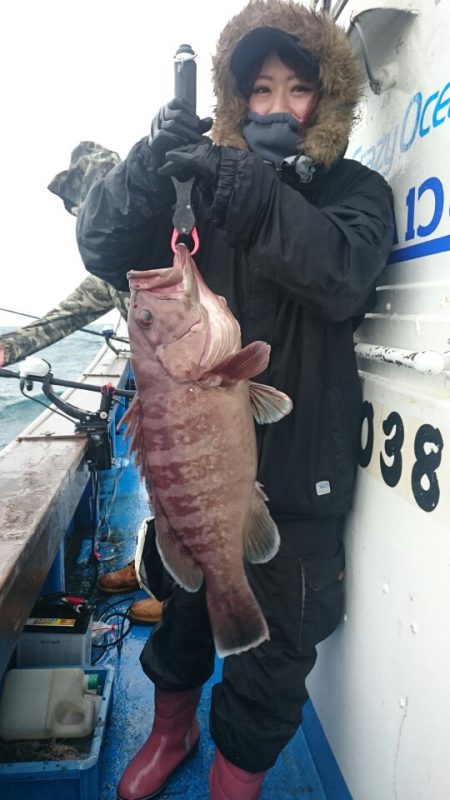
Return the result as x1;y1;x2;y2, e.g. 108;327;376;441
248;51;317;123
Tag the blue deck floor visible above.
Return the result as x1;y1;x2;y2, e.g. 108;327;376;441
1;381;352;799
70;428;337;799
97;601;327;800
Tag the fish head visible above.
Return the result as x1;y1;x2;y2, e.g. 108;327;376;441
127;245;214;381
128;255;203;343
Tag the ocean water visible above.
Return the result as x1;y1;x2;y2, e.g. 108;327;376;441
0;326;106;450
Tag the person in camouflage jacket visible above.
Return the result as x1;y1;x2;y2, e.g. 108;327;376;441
0;141;126;368
0;275;129;367
0;140;163;625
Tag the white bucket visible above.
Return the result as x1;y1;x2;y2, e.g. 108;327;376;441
0;668;97;740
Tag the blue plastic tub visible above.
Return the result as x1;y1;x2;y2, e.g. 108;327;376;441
0;665;114;800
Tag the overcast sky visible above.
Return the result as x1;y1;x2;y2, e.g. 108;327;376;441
0;0;250;327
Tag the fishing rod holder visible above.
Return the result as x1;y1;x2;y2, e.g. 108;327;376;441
3;358;135;471
40;375;116;470
100;327;129;356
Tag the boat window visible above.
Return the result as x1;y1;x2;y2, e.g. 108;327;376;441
314;1;419;22
347;4;419;94
313;1;419;94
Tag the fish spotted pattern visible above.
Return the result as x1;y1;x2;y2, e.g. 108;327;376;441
122;245;292;656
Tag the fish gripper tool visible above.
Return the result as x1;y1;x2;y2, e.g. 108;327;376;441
171;176;199;255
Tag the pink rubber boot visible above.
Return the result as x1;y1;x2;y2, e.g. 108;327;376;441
117;687;201;800
209;749;266;800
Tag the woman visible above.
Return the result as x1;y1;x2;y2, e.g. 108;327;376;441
76;2;394;798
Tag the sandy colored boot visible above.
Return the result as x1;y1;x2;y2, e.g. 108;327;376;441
129;596;164;624
98;562;139;593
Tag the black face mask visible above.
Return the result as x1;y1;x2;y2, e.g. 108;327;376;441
242;111;316;181
242;111;302;165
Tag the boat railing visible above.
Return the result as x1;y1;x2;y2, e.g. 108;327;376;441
0;319;131;677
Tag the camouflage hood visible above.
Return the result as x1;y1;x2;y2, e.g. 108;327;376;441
211;0;363;167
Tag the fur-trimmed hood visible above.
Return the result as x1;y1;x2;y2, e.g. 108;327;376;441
211;0;362;167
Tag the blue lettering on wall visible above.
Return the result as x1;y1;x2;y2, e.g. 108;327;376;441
416;177;444;237
388;175;449;264
352;80;450;177
433;81;450;127
419;91;439;137
400;93;421;152
404;186;416;241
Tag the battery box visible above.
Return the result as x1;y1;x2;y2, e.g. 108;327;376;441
16;597;93;667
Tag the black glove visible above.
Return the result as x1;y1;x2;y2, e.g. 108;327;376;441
149;98;213;167
159;141;247;224
158;141;220;184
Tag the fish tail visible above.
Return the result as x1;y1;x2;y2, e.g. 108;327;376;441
206;577;269;658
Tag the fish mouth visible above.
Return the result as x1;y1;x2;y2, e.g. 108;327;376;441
127;246;199;300
127;267;184;294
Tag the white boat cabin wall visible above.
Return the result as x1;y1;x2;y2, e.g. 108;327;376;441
309;1;450;799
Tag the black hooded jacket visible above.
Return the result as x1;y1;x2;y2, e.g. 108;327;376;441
76;1;394;521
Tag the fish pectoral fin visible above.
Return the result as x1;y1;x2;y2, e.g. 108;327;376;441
154;500;204;592
244;483;280;564
249;382;293;424
211;341;271;381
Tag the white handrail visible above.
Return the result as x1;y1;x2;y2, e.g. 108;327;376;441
354;343;450;375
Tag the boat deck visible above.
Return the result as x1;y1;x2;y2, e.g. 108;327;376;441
97;620;328;800
77;435;346;800
0;338;351;799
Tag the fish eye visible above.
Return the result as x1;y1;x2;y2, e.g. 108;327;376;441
138;309;153;326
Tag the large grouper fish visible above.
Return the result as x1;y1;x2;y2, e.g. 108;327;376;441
121;244;292;657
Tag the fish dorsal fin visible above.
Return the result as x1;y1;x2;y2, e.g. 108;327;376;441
244;482;280;564
249;382;293;424
212;341;271;381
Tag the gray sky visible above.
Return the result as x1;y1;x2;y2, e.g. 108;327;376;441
0;0;249;327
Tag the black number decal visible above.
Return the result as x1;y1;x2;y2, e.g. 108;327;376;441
359;401;374;468
411;424;444;512
380;412;404;487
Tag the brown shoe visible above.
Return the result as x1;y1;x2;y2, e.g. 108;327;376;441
98;561;139;594
129;597;164;624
